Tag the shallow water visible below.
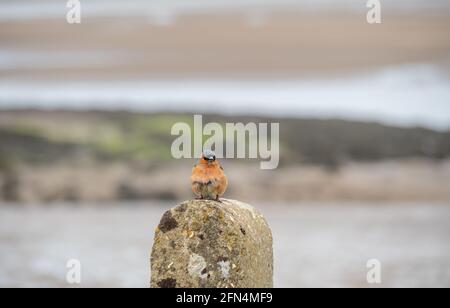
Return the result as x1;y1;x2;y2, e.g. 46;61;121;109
1;65;450;130
0;202;449;288
1;0;449;22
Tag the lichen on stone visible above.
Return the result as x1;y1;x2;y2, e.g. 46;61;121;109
217;260;230;279
188;253;208;279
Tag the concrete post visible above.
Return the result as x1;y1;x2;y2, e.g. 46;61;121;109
151;199;273;288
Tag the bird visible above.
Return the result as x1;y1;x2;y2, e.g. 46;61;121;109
191;150;228;201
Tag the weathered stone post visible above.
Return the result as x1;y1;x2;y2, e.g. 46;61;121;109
151;199;273;288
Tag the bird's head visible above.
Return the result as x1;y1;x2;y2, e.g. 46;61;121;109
201;149;216;163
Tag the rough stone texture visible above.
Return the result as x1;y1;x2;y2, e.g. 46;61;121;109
150;199;273;288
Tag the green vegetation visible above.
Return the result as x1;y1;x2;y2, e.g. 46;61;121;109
0;110;449;167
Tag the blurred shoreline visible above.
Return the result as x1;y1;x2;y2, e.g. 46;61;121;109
1;110;450;204
2;10;450;129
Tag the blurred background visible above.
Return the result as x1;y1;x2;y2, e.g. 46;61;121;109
1;0;450;287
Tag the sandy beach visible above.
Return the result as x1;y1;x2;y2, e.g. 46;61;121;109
1;12;450;80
